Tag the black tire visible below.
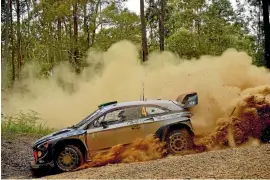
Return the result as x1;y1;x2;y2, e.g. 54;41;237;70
55;145;83;172
31;167;46;178
165;128;194;155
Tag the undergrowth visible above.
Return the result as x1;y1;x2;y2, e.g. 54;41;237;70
1;110;55;138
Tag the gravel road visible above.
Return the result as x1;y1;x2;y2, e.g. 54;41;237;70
45;144;270;179
1;136;36;179
2;135;270;179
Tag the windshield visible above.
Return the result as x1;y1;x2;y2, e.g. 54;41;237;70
72;109;101;128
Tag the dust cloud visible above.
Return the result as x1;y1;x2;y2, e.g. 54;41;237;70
2;40;270;168
2;40;270;131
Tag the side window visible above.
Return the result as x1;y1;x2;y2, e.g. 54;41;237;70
103;106;141;124
92;115;104;128
91;106;143;127
104;109;123;123
141;106;168;117
122;106;141;121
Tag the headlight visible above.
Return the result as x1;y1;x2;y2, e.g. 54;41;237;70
37;151;42;157
35;142;50;160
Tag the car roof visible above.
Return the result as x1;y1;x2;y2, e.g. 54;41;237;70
99;99;180;112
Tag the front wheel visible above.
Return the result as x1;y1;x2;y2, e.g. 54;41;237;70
166;128;194;155
55;145;83;172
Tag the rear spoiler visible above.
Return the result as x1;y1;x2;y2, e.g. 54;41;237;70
175;92;198;108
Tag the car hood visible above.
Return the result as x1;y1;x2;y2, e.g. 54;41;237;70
32;128;85;148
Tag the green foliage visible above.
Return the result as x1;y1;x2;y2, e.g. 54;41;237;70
166;28;197;59
154;0;259;59
1;110;55;137
93;5;141;50
1;0;265;87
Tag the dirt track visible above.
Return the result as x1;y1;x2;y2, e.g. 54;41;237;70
45;144;270;179
1;136;270;179
1;136;35;179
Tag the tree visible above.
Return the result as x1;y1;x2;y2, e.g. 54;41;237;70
93;3;141;51
2;0;10;89
159;0;165;51
73;1;79;73
0;0;263;88
262;0;270;69
10;0;15;82
140;0;148;61
238;0;265;66
83;2;89;48
16;0;22;79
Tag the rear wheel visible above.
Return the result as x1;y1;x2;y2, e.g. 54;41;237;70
166;128;193;155
55;145;83;172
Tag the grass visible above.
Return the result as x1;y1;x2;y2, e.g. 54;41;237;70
1;110;56;139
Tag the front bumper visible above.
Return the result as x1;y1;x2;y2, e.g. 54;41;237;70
31;145;54;170
30;160;55;170
30;161;55;177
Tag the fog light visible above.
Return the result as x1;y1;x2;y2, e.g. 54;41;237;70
37;151;42;157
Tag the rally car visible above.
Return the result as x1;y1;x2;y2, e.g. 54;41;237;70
30;92;198;176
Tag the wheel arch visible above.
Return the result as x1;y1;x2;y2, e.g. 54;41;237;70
155;121;194;142
53;138;87;159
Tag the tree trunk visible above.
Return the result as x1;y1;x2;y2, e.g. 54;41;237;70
99;1;103;30
159;0;165;51
262;0;270;69
68;16;72;63
140;0;148;62
16;0;22;79
57;18;62;62
73;1;79;73
10;0;15;83
58;18;61;41
258;1;261;48
48;22;54;65
83;4;90;48
25;0;30;37
2;0;10;89
91;0;101;46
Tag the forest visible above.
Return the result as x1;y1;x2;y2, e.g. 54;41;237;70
1;1;270;179
1;0;270;89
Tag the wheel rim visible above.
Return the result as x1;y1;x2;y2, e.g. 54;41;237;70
169;133;188;153
57;147;79;171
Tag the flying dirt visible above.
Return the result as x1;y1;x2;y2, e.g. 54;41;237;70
194;85;270;149
2;40;270;169
72;85;270;170
76;135;167;170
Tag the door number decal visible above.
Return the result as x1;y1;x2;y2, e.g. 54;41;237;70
141;106;147;117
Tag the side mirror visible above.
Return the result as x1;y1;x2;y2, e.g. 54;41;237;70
100;121;108;129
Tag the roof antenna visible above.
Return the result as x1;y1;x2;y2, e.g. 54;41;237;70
142;82;145;101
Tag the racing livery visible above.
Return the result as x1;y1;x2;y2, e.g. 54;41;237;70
30;92;198;176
